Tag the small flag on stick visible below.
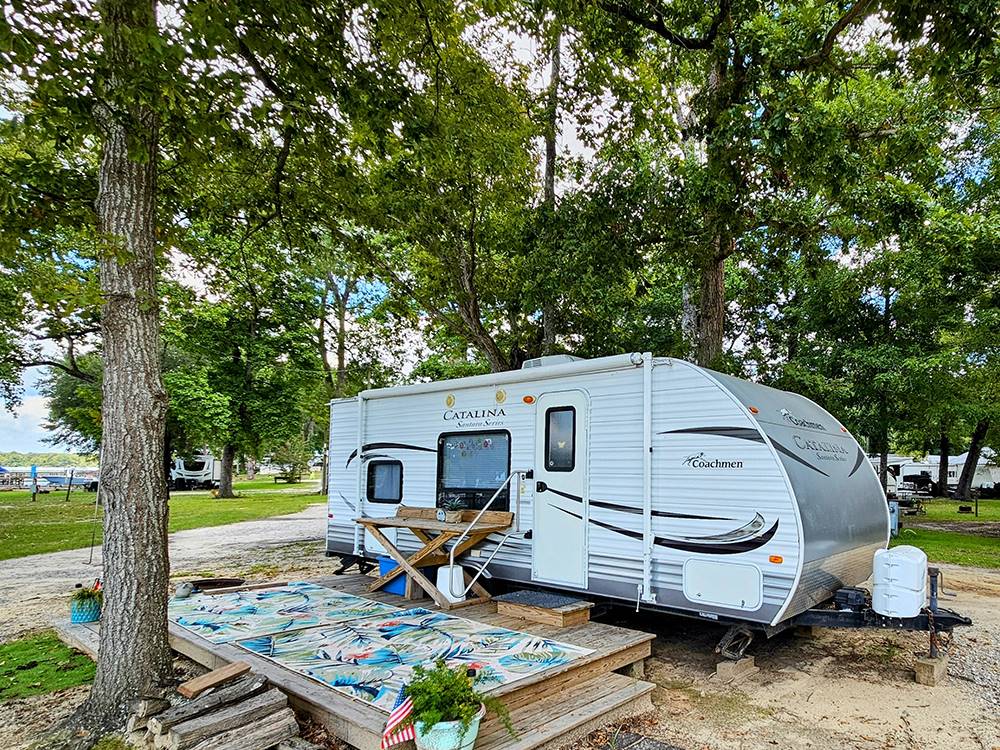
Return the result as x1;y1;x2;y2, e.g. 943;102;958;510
381;685;415;749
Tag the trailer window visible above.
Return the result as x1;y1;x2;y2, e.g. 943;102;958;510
545;407;576;472
367;460;403;504
437;431;511;511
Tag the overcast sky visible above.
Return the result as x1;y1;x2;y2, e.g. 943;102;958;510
0;373;53;452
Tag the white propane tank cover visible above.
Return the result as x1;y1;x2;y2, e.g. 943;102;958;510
872;546;927;618
436;565;467;604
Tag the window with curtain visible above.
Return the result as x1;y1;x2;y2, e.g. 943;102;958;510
367;460;403;503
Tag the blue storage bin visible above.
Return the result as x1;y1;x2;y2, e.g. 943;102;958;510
378;556;434;596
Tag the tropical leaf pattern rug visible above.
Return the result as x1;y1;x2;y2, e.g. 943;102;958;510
236;606;593;711
168;582;400;643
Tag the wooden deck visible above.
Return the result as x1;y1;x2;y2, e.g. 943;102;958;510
56;574;655;750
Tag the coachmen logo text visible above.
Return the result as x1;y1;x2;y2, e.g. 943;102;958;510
781;409;825;430
682;452;744;469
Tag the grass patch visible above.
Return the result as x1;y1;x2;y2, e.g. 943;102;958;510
918;497;1000;523
891;527;1000;569
0;479;322;561
93;738;129;750
0;631;94;701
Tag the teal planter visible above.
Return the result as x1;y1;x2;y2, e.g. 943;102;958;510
70;598;101;624
414;704;485;750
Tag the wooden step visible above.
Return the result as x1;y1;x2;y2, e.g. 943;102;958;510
477;672;655;750
495;593;594;628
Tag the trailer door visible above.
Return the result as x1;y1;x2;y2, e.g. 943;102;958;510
532;390;588;588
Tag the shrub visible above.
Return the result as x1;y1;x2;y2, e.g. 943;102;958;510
405;661;515;738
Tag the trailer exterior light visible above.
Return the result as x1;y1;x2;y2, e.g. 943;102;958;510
748;406;759;414
522;395;535;404
769;555;783;564
840;426;848;432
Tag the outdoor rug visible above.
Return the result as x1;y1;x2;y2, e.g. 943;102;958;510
236;606;594;712
168;582;400;644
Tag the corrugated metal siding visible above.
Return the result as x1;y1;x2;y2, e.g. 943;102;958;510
327;399;359;554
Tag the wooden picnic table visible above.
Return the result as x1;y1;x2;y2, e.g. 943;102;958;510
354;507;513;610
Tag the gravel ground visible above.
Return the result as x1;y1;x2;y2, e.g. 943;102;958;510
0;502;327;641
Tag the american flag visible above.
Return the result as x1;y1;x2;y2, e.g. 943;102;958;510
381;685;415;749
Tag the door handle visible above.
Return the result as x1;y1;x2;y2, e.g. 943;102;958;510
535;481;547;493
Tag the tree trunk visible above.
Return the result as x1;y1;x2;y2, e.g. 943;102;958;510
695;243;728;367
335;287;348;397
218;443;236;498
956;419;990;502
937;430;950;498
540;26;561;355
80;0;172;732
246;456;257;480
163;429;173;497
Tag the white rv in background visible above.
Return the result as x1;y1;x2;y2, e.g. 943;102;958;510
171;453;222;490
327;353;889;631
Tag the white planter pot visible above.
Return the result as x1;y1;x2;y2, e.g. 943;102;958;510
414;703;486;750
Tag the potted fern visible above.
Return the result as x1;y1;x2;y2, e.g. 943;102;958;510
70;581;103;624
405;661;514;750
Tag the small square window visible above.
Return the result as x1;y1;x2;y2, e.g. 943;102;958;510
367;460;403;503
545;407;576;472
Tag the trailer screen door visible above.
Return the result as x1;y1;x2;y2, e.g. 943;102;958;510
532;390;588;588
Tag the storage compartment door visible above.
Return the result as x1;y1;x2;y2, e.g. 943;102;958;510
683;560;763;611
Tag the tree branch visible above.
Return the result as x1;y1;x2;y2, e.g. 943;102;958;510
10;357;96;382
596;0;727;50
786;0;876;71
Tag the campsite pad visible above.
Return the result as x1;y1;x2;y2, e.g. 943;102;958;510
236;606;594;711
168;582;400;644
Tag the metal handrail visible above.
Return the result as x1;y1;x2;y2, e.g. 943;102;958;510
447;469;527;599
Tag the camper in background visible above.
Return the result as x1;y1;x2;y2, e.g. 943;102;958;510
170;453;222;490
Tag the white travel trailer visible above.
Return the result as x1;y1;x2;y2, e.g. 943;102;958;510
171;453;222;490
327;353;893;632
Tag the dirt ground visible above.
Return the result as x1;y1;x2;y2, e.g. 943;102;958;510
583;565;1000;750
1;513;997;750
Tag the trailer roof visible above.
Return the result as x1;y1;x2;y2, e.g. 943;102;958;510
347;353;646;402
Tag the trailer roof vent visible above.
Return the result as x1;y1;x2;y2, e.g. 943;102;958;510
521;354;583;369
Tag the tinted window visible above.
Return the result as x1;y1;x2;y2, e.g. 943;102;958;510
545;407;576;472
367;460;403;503
437;431;511;510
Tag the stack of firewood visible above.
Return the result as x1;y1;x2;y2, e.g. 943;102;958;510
125;662;321;750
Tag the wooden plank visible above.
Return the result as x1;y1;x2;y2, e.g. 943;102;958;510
490;640;653;705
479;675;653;750
167;624;384;750
395;506;462;523
365;524;450;609
178;661;252;699
367;531;454;592
52;618;100;660
355;517;509;533
163;688;287;749
496;600;593;628
458;510;514;527
200;581;288;596
185;706;298;750
148;675;269;735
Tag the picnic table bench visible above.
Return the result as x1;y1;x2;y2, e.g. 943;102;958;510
354;506;514;610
